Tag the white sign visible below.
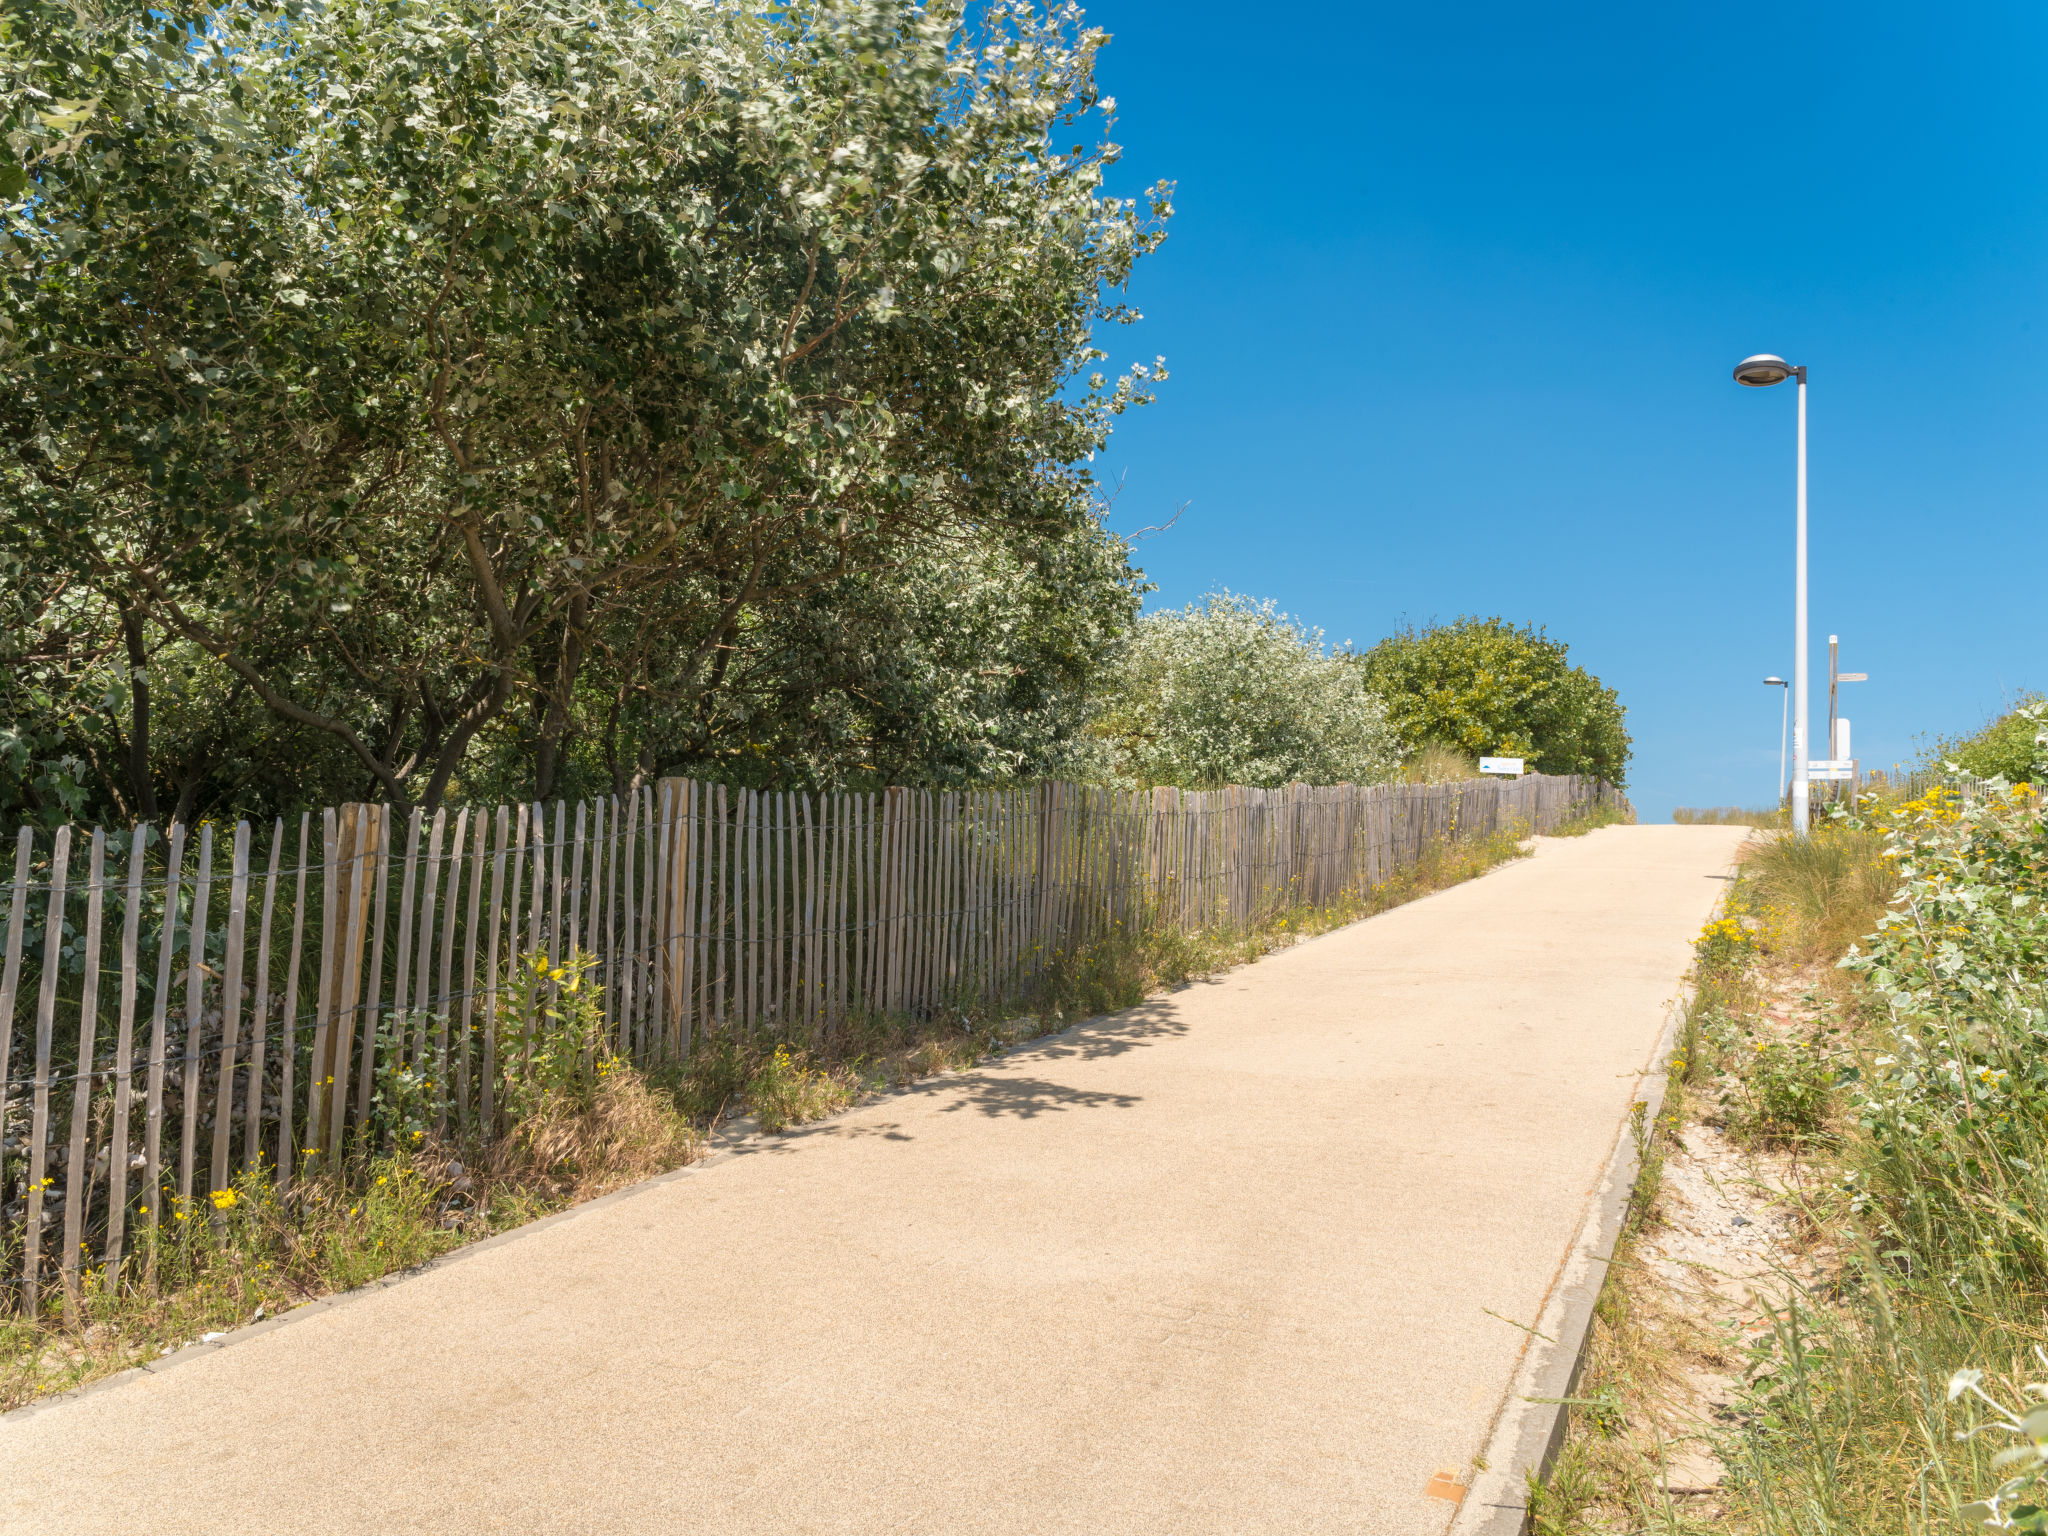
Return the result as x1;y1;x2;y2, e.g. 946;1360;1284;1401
1478;757;1525;777
1807;760;1855;781
1832;718;1851;761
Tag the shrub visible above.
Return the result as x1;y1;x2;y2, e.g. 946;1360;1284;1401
1933;697;2047;785
1356;615;1630;783
1091;591;1401;788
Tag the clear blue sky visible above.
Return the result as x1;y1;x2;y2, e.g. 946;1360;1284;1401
1085;2;2048;820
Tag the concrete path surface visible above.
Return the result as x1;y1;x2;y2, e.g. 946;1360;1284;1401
1;824;1745;1535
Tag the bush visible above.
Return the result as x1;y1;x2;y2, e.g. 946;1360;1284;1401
1091;591;1402;788
1356;616;1629;783
1933;696;2047;785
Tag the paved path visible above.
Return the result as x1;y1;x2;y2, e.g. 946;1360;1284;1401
1;825;1745;1535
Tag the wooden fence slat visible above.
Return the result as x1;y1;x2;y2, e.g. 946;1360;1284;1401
434;807;469;1130
411;808;447;1072
209;821;252;1200
275;814;310;1189
326;810;374;1159
832;794;849;1024
568;800;587;972
22;824;72;1312
481;806;509;1132
243;820;283;1174
601;797;621;1059
547;801;566;978
143;823;186;1244
587;796;606;971
357;806;393;1132
0;828;34;1233
618;792;640;1056
677;784;696;1056
769;793;783;1029
746;789;759;1030
516;803;539;1063
105;827;148;1268
390;808;424;1047
177;823;214;1208
306;810;339;1160
457;809;486;1133
59;829;107;1320
652;783;674;1057
794;793;813;1032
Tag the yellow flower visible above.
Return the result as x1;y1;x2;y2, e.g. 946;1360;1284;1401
210;1189;239;1210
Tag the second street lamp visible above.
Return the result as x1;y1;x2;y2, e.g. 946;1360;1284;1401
1735;353;1811;834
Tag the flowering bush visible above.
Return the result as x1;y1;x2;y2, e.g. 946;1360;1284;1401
1092;591;1401;788
1695;916;1755;972
1838;777;2048;1153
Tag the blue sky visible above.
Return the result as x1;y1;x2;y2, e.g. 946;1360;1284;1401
1084;2;2048;820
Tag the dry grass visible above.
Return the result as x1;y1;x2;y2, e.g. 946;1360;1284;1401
1404;743;1481;782
1548;801;1635;837
1733;825;1895;966
1673;806;1789;828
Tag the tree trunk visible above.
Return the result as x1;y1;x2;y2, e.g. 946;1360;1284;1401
532;592;588;801
118;603;158;820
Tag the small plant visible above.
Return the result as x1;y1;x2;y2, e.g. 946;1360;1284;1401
1729;1034;1835;1142
745;1045;853;1133
365;1012;437;1150
1695;915;1756;973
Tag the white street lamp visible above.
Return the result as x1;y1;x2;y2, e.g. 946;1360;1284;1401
1735;353;1810;834
1763;676;1789;807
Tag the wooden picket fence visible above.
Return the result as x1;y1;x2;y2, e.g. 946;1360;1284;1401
0;770;1620;1311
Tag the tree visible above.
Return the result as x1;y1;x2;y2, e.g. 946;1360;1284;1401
2;0;1168;818
1092;592;1401;789
1356;616;1630;783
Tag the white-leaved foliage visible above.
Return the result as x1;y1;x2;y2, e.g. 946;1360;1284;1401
1093;592;1403;789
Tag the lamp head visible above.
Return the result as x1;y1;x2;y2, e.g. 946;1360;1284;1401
1734;354;1799;387
1763;676;1787;686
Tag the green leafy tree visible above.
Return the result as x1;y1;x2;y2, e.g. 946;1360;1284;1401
1092;592;1401;789
1356;616;1630;783
2;0;1167;819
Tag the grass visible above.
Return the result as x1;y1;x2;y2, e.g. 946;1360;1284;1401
1404;743;1481;782
1673;806;1790;828
1;815;1544;1413
1549;800;1636;838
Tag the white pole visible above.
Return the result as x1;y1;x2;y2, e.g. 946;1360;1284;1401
1792;369;1810;836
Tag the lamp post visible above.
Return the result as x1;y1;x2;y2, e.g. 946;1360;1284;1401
1764;676;1789;806
1734;353;1809;834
